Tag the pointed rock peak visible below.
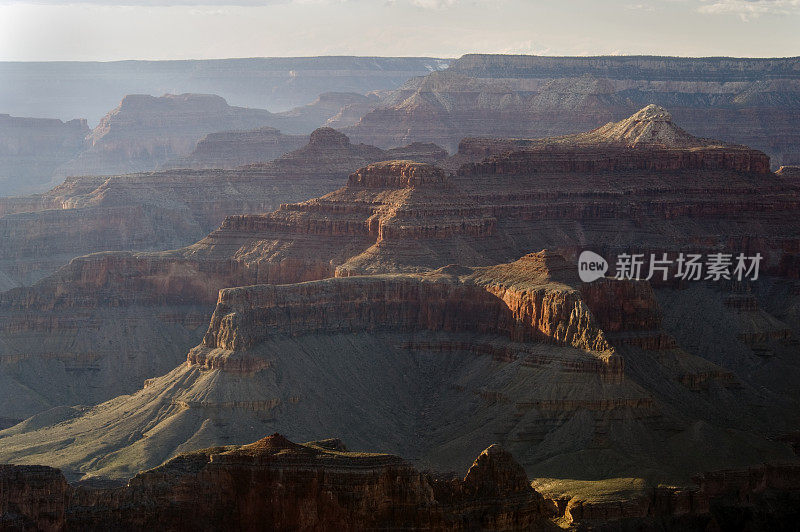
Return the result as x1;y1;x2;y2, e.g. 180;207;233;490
463;444;530;494
590;105;694;147
308;127;351;148
348;160;447;188
630;104;672;122
587;104;709;148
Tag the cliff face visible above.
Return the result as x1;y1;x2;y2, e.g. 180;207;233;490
346;55;800;168
0;114;89;196
198;252;612;355
2;108;799;424
0;134;452;421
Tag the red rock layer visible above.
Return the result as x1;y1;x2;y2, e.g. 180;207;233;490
198;257;613;355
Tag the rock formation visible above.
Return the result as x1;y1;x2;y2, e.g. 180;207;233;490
0;251;790;487
4;436;800;530
0;128;445;289
0;108;798;495
346;54;800;167
0;434;555;530
0;132;449;421
0;464;69;531
0;114;89;196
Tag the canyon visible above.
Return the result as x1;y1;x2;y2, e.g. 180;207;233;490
346;54;800;168
0;105;798;527
0;129;449;421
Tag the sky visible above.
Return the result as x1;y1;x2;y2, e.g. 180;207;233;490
0;0;798;61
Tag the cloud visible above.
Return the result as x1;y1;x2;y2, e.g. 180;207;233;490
697;0;800;21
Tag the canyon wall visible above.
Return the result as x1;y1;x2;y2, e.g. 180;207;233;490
347;54;800;167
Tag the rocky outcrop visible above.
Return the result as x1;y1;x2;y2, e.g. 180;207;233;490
198;252;613;355
348;159;448;187
163;127;307;169
453;105;771;174
0;114;89;196
3;437;800;531
346;54;800;167
0;464;68;531
0;435;554;531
